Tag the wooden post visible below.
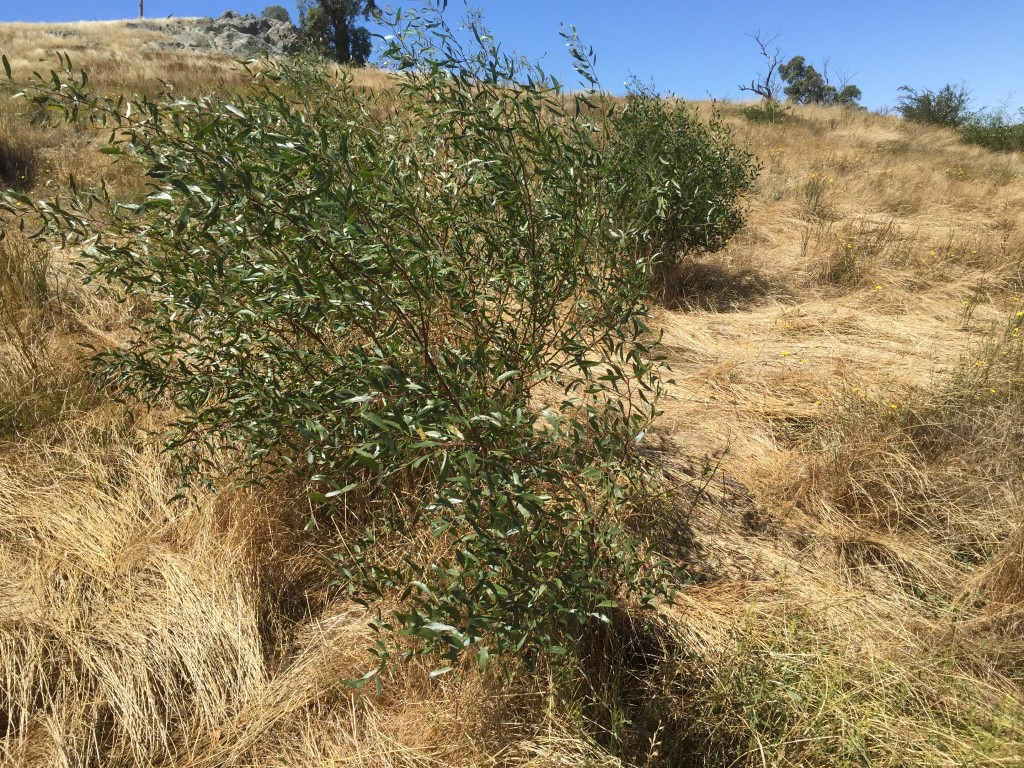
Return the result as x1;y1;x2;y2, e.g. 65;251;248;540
139;0;143;17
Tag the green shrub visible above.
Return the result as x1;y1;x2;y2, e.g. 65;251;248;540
740;100;789;124
260;4;292;24
1;5;753;674
896;83;972;128
959;109;1024;153
603;85;758;284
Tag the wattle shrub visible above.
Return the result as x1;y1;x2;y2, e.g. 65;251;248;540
1;3;756;676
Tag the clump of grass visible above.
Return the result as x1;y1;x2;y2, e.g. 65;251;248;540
0;229;48;319
813;390;1008;552
873;168;927;216
971;519;1024;654
658;257;774;311
800;389;962;534
0;89;51;193
801;172;835;222
671;603;1024;767
0;229;102;439
811;218;910;288
0;419;269;766
940;304;1024;434
0;231;59;437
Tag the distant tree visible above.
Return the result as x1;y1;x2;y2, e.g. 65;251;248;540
896;83;972;128
298;0;377;66
261;5;292;24
779;55;861;106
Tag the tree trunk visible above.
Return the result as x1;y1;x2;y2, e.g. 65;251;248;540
335;16;351;64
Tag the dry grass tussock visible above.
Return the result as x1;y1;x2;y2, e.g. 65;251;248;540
1;20;1024;766
0;410;571;767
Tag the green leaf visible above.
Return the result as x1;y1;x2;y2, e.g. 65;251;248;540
145;190;174;204
324;483;359;499
362;412;394;432
422;622;458;634
341;667;379;689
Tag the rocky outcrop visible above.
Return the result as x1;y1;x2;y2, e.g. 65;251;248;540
127;11;300;58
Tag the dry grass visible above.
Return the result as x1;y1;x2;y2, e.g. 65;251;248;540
645;102;1024;764
1;19;1024;766
0;20;248;97
0;19;396;97
0;410;565;767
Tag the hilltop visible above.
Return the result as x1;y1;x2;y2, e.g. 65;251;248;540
1;18;1024;767
0;16;391;98
0;11;298;71
124;10;299;57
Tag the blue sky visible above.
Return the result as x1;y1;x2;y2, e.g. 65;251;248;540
1;1;1021;114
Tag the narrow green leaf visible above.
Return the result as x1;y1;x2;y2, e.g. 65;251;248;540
422;622;457;634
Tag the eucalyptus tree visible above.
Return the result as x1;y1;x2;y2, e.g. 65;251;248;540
298;0;377;65
780;55;861;106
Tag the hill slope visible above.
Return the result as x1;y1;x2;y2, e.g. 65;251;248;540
1;20;1023;767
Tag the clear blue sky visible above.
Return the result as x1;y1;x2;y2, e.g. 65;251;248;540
1;1;1021;113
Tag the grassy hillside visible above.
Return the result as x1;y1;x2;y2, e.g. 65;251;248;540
2;20;1024;767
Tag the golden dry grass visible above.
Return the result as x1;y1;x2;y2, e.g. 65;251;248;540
0;19;397;97
0;20;249;98
1;19;1024;767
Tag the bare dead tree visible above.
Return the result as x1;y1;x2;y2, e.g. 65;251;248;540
832;64;858;91
739;31;783;102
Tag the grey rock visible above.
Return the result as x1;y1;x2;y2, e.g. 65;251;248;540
142;13;299;57
126;20;167;31
265;23;300;53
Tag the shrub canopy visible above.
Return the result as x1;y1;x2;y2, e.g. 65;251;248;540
261;4;291;24
0;4;756;674
897;84;972;128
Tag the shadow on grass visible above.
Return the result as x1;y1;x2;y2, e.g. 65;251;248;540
0;137;39;191
658;259;779;312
